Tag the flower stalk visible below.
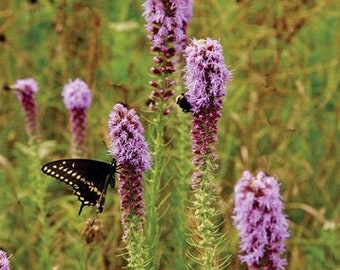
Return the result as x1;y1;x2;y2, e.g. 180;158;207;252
14;78;40;144
183;38;232;268
142;1;192;267
13;78;53;267
108;103;151;268
62;78;92;158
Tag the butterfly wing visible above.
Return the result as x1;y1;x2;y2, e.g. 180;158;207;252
41;159;116;215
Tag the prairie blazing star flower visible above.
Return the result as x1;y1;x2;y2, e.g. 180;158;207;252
184;38;231;187
183;39;231;267
108;103;151;241
233;171;290;270
143;0;192;54
143;0;193;113
14;78;40;143
0;249;10;270
62;79;92;158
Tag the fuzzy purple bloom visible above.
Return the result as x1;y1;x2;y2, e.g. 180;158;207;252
108;103;151;240
143;0;192;113
14;78;40;143
0;249;10;270
62;79;92;157
183;39;231;187
233;171;290;270
184;38;232;114
62;78;92;110
143;0;192;54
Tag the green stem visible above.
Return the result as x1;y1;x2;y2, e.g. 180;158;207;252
191;158;226;269
145;105;166;269
170;112;191;269
126;215;146;269
27;144;52;268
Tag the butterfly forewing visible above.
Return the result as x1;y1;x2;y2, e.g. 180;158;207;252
41;159;117;215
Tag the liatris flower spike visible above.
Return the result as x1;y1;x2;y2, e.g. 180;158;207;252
0;249;10;270
143;0;193;54
143;0;193;112
184;38;231;267
233;171;290;270
184;38;232;186
14;78;40;144
62;78;92;158
108;103;151;241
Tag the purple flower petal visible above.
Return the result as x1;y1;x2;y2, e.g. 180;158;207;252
0;249;10;270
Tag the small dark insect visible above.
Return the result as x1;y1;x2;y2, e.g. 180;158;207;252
41;159;117;215
146;98;156;108
2;85;11;91
176;93;192;113
117;102;129;108
0;33;6;43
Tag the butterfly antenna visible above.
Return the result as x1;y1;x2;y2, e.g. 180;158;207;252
101;140;109;153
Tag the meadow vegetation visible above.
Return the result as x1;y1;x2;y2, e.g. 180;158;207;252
0;1;339;269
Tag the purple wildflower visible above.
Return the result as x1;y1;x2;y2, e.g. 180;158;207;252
14;78;40;143
184;38;232;113
142;0;193;113
232;171;290;270
143;0;192;53
108;103;151;240
0;249;10;270
62;79;92;158
184;38;231;187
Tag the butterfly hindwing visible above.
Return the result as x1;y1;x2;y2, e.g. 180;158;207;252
41;159;117;215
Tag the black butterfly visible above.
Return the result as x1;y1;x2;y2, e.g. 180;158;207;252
176;93;192;113
41;159;117;215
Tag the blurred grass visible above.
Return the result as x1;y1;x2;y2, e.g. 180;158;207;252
1;0;339;269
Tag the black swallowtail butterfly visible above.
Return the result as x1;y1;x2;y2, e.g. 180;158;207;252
41;159;117;215
176;93;192;113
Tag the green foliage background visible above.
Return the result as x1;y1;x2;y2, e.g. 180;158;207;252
0;0;339;269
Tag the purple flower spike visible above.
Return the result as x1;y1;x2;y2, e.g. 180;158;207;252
143;0;193;113
184;38;232;114
62;79;92;157
184;39;231;186
14;78;40;143
62;78;92;110
143;0;193;53
108;103;151;240
233;171;290;270
0;249;10;270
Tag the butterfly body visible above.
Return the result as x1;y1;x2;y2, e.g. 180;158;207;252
41;158;117;215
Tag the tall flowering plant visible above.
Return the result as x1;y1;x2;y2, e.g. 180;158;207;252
183;38;232;267
12;78;52;267
233;171;290;270
142;1;192;267
108;103;151;268
143;0;193;113
184;38;232;177
14;78;40;144
62;78;92;158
